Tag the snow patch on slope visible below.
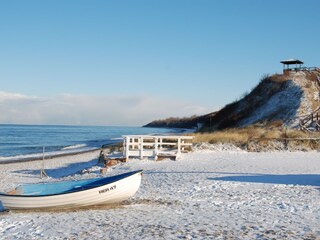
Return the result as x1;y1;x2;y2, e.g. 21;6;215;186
238;80;302;127
239;71;318;128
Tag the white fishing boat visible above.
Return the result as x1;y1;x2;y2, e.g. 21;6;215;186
0;170;142;210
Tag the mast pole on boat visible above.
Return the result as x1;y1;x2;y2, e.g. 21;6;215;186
40;146;49;179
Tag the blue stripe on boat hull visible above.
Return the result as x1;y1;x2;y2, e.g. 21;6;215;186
0;170;143;197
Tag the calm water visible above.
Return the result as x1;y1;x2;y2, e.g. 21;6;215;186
0;124;173;159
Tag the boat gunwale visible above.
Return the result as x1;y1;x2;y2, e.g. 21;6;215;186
0;170;143;198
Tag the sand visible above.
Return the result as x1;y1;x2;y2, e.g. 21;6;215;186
0;146;319;239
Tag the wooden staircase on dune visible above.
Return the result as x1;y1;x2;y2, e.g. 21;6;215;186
299;107;320;132
299;70;320;132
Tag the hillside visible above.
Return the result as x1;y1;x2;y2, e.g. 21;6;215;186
144;69;320;131
143;112;216;129
201;70;320;131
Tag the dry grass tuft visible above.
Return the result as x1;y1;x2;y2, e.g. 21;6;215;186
191;124;320;150
269;74;289;83
193;126;266;146
193;131;248;145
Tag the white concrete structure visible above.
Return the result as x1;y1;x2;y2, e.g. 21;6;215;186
123;135;193;160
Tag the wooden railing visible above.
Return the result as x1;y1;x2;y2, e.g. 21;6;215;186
123;135;193;160
284;67;319;73
299;107;320;132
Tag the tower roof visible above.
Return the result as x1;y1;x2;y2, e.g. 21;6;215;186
280;59;304;65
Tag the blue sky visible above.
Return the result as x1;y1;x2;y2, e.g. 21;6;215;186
0;0;319;126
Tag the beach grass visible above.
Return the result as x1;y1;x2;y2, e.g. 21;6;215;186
191;124;320;150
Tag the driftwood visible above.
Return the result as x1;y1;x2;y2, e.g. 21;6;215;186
103;157;127;167
100;168;109;174
6;189;18;195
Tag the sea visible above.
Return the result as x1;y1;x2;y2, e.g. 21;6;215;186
0;124;176;161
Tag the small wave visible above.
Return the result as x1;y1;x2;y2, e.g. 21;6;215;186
0;146;98;163
0;153;44;161
110;137;123;140
61;144;87;150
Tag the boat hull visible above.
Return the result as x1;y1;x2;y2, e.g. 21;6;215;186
0;170;142;210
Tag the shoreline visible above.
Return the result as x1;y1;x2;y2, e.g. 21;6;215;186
0;148;101;165
0;142;120;165
0;125;179;165
0;128;191;165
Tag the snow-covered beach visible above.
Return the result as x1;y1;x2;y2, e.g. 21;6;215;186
0;147;319;239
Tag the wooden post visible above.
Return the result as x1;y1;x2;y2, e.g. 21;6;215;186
125;136;130;161
154;137;158;161
132;137;135;150
181;139;185;151
139;136;143;160
159;137;163;150
284;138;288;150
177;137;181;159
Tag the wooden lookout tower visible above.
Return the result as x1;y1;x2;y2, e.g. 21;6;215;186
280;59;304;74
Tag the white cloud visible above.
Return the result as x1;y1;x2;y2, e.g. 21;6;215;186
0;91;210;126
0;91;42;103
